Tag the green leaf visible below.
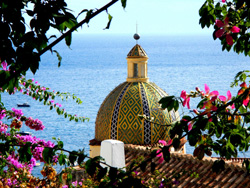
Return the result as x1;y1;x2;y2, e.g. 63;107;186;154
109;167;118;181
65;33;72;47
85;158;97;177
77;9;88;18
104;14;113;30
172;138;180;150
58;154;67;165
212;160;225;173
188;133;198;146
121;0;127;8
18;144;32;162
173;99;179;111
140;160;147;172
159;96;175;109
42;147;54;164
77;153;86;165
69;151;78;165
57;141;64;149
53;50;62;67
151;162;156;173
30;53;40;74
97;167;108;181
162;146;170;162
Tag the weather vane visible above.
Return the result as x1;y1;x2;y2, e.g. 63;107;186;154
133;22;140;44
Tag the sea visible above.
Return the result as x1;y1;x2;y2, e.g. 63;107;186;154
2;33;250;176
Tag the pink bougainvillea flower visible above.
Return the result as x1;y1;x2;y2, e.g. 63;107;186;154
215;17;240;45
180;90;191;109
0;109;6;120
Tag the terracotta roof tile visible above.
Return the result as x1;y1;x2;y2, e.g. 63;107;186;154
124;144;250;188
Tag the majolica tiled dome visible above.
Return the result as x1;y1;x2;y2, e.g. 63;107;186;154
95;38;179;145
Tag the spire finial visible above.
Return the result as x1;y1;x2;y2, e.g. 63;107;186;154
133;22;140;44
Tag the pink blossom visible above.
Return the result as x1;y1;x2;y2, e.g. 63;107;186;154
52;155;59;163
1;61;8;71
180;90;190;109
0;109;6;119
25;117;45;131
72;181;78;186
222;0;226;2
41;87;46;91
219;90;235;109
183;119;194;131
204;84;219;97
156;139;171;163
6;179;12;186
215;17;240;45
0;121;8;133
11;108;23;119
159;140;167;146
243;96;250;106
188;121;194;131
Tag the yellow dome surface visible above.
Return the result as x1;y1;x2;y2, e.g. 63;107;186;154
95;81;178;145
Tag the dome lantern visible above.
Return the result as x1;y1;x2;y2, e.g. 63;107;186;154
126;34;149;82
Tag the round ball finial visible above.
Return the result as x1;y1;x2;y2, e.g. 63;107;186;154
133;33;140;40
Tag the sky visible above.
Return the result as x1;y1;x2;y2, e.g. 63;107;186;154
65;0;213;35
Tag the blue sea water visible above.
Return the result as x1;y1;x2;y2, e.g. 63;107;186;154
2;33;250;176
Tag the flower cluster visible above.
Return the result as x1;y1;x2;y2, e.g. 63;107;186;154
10;118;23;129
0;121;8;133
15;134;55;162
11;108;23;119
25;117;45;131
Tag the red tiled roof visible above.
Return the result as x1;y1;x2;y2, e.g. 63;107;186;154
125;144;250;188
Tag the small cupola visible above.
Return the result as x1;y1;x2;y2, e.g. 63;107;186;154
126;33;149;82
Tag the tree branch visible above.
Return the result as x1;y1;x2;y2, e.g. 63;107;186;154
38;0;119;56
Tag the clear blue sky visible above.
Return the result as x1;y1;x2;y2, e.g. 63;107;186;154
65;0;213;35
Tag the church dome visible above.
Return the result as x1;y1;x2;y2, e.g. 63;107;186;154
94;36;179;145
